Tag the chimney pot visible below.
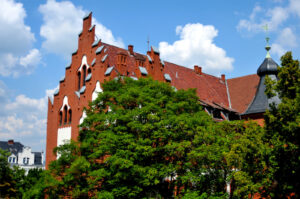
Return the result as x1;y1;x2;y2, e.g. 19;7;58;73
199;66;202;75
194;65;199;73
8;139;14;145
221;74;225;82
128;45;134;55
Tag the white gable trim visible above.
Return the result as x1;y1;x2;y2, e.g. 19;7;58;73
92;81;103;101
60;96;71;111
77;55;90;72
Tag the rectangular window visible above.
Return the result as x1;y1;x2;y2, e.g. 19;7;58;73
13;157;15;163
9;157;12;163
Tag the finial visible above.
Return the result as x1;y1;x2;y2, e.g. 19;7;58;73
147;36;150;51
262;24;271;58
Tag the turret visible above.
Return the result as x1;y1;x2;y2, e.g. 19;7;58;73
242;36;280;118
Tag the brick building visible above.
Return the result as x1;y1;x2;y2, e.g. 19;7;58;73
46;12;279;167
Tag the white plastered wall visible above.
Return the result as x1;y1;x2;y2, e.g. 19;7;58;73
79;111;87;125
17;146;34;165
92;81;103;101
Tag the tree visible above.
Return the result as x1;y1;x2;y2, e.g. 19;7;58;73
264;51;300;198
35;77;270;198
38;77;229;198
0;148;17;198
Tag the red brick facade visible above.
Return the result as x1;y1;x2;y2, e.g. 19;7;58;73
46;13;262;168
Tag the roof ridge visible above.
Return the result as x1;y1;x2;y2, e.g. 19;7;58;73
228;73;257;80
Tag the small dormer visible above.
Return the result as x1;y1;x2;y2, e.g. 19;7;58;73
116;51;127;75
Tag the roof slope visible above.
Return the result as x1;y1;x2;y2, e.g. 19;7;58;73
162;62;230;108
243;57;280;115
227;74;260;114
0;141;24;155
102;43;231;109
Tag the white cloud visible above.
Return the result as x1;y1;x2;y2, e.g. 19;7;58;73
237;0;300;58
289;0;300;17
0;81;57;151
159;23;234;75
271;27;297;57
271;43;285;57
39;0;124;58
93;18;124;48
0;49;41;77
20;49;42;68
237;5;289;33
0;0;41;77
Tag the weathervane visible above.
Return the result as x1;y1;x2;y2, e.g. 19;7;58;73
262;24;271;58
147;36;150;51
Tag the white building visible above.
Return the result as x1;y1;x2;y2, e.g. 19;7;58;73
0;140;44;174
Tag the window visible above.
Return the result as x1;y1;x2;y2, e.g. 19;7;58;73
64;106;68;124
23;157;29;165
59;111;62;125
82;65;87;86
13;157;15;163
9;157;12;163
69;109;72;123
77;72;81;90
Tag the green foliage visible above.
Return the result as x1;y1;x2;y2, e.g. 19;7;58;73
0;148;17;198
34;77;271;199
79;77;216;198
264;51;300;198
0;148;46;198
219;121;270;199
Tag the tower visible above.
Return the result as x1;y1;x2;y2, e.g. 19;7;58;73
241;35;281;125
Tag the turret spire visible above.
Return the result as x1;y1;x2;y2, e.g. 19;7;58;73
262;24;271;58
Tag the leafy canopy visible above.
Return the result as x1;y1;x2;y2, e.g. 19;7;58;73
265;51;300;198
28;77;269;199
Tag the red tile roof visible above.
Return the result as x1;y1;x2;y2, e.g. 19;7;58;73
102;42;258;113
227;74;260;114
164;62;230;108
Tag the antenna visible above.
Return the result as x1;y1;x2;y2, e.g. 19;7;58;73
147;36;150;51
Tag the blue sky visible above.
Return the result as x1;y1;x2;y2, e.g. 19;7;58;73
0;0;299;152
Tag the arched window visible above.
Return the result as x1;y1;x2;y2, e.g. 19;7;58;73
83;65;87;86
77;72;81;90
69;109;72;124
59;111;62;126
64;106;68;124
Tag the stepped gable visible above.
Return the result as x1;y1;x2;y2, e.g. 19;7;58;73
227;74;260;114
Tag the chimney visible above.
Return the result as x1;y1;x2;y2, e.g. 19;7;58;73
8;139;14;145
194;65;199;73
194;65;202;75
221;74;225;82
128;45;134;55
